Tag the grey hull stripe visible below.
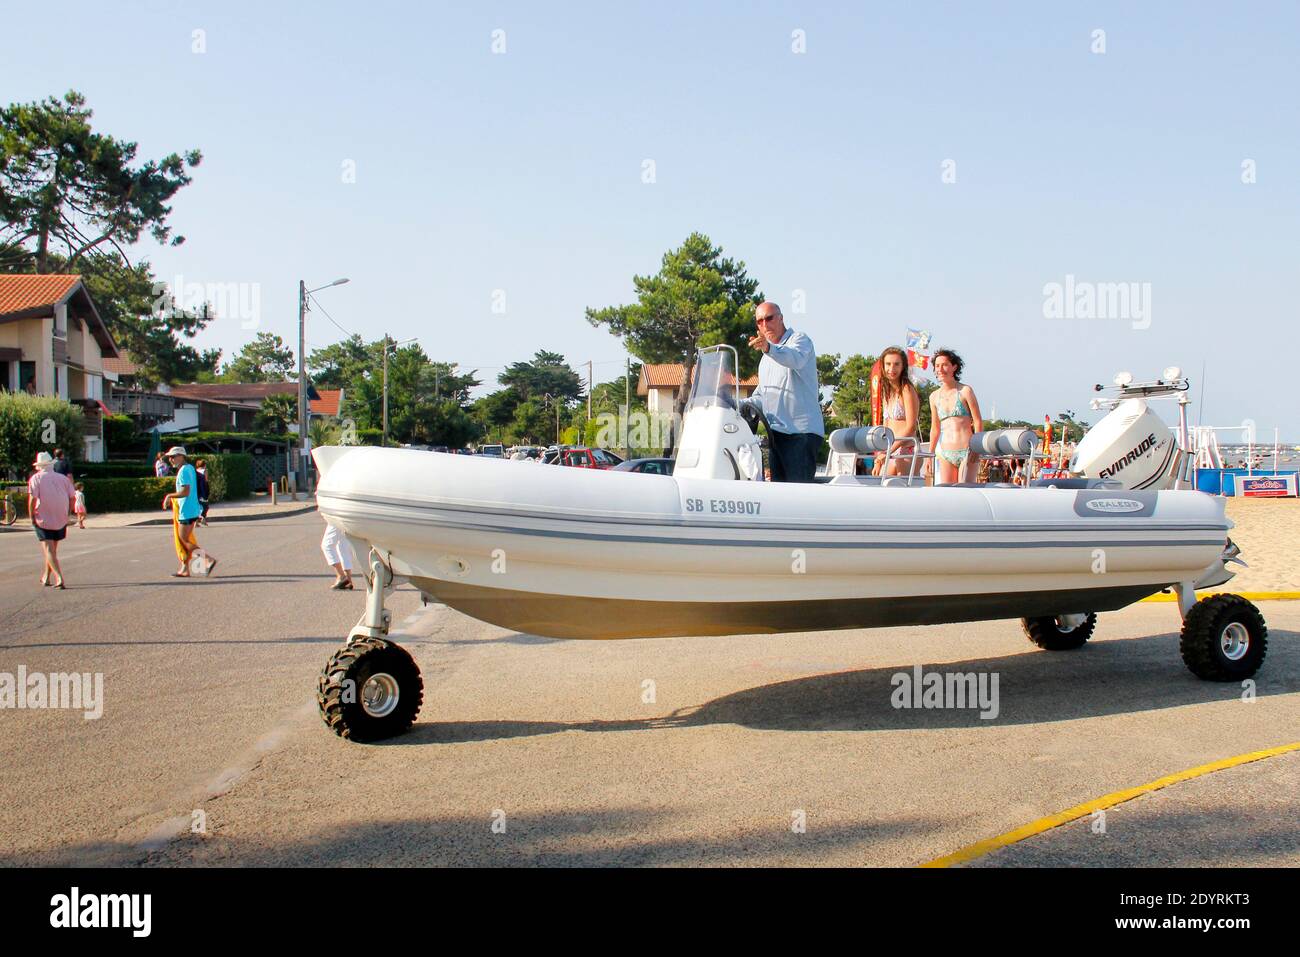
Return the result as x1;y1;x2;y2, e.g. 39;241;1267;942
321;490;1226;536
324;502;1223;551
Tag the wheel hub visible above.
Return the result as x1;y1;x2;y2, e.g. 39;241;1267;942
1220;622;1251;661
361;672;400;717
1056;613;1089;633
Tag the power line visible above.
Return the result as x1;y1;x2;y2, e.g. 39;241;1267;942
307;292;355;340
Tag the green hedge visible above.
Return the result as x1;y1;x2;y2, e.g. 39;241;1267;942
71;460;152;479
79;477;174;514
68;454;252;514
196;453;252;501
10;465;251;516
104;414;136;452
161;431;289;449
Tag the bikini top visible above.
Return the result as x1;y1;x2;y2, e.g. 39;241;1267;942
883;385;912;421
937;391;971;421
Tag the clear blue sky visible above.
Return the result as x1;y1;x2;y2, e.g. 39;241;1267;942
8;1;1298;439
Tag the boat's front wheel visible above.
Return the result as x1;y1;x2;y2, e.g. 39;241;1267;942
1179;594;1268;681
318;637;423;741
1022;612;1096;651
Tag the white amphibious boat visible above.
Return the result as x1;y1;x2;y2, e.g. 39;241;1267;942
312;348;1267;741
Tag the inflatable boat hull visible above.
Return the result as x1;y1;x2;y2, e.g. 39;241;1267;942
314;447;1230;640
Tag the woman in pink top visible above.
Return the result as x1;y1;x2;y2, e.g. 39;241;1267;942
27;451;77;589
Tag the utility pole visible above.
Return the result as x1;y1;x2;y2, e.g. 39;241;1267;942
381;333;390;448
297;280;307;492
625;356;631;456
586;360;593;420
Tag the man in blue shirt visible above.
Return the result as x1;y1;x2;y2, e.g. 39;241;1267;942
160;446;218;577
746;302;825;482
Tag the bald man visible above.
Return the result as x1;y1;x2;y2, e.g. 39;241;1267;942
746;302;824;482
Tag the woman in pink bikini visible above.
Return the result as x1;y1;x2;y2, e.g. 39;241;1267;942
927;348;983;485
872;346;920;477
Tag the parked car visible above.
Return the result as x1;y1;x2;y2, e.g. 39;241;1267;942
478;444;505;457
613;457;674;475
553;447;624;469
540;444;580;465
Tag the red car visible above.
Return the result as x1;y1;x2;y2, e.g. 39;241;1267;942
555;447;623;469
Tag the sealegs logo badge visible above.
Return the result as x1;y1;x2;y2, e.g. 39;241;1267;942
1085;498;1145;513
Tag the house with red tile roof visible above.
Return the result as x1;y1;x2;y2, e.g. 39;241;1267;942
0;274;120;460
149;381;323;434
309;388;343;418
636;362;758;416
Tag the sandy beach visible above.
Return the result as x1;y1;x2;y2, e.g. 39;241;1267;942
1222;497;1300;592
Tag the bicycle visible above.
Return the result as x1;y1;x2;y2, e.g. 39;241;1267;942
1;489;18;527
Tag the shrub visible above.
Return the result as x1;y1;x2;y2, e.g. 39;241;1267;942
104;414;136;452
80;477;174;514
0;393;85;478
160;431;290;450
196;453;252;501
71;460;152;479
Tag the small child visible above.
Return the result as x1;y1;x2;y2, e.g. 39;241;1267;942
73;481;87;529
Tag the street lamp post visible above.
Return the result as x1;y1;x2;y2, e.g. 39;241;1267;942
298;277;350;494
382;335;417;448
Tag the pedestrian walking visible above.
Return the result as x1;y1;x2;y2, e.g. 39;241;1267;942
154;452;170;477
51;448;71;477
321;519;355;590
195;459;211;526
27;451;76;589
159;446;218;578
73;482;87;529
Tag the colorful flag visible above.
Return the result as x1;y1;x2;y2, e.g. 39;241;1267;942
906;328;932;352
907;349;933;379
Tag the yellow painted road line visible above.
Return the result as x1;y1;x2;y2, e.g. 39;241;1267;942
1140;591;1300;602
921;741;1300;868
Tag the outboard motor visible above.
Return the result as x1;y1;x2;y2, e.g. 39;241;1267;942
1070;369;1193;491
673;345;763;481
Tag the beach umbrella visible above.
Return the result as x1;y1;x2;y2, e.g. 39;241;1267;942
148;428;161;461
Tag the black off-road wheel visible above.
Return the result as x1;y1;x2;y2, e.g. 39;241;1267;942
1179;594;1268;681
1022;613;1097;651
318;637;423;742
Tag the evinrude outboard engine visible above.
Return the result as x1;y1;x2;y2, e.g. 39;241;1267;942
1071;368;1194;491
673;345;763;481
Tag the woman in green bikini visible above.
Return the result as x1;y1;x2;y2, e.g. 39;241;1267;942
927;348;983;485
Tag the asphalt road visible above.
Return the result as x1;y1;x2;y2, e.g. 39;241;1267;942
0;512;1295;867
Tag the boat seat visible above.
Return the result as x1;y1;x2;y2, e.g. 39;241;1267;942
828;475;884;487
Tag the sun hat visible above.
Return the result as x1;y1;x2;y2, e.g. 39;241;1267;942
165;446;188;458
33;451;54;469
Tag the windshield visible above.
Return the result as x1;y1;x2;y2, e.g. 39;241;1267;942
686;346;740;411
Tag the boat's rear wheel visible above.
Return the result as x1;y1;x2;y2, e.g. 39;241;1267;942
1022;612;1097;651
1179;594;1267;681
318;637;423;741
